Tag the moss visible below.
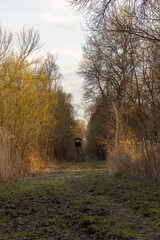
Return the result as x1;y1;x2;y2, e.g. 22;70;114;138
114;173;127;179
79;216;99;228
59;224;69;231
14;178;19;182
51;216;57;222
0;232;9;239
78;216;98;235
0;220;5;227
118;228;143;238
16;231;28;235
102;215;120;227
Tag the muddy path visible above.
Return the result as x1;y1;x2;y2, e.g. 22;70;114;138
0;161;160;240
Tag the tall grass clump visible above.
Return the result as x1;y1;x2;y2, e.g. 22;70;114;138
0;127;21;182
107;139;160;183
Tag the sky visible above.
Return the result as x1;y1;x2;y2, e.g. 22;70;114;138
0;0;86;118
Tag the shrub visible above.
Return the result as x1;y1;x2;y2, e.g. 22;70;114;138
107;140;160;182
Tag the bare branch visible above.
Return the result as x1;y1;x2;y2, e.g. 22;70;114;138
16;27;42;61
0;25;13;61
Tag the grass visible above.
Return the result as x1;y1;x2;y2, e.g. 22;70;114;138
0;161;160;239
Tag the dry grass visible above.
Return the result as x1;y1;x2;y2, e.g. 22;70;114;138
28;152;55;173
107;139;160;182
0;127;20;181
0;128;55;182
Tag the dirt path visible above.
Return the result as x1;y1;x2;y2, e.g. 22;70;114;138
0;161;160;240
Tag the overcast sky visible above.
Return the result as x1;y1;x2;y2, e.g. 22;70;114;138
0;0;85;118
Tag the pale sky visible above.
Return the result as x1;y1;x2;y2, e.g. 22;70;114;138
0;0;85;118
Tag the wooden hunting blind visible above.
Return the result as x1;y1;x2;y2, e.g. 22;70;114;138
74;138;83;161
74;137;82;147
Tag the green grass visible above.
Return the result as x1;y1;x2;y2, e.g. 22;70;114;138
0;161;160;239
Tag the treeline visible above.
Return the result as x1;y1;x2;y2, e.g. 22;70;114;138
0;26;85;181
69;0;160;182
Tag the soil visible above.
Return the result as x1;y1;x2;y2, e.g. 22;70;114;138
0;161;160;240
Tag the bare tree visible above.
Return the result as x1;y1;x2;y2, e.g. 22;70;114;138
0;25;12;61
67;0;160;42
16;27;42;61
40;53;62;89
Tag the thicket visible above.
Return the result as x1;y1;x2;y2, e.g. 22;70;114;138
68;0;160;182
0;26;85;181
